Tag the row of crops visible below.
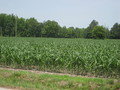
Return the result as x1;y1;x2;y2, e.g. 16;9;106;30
0;37;120;77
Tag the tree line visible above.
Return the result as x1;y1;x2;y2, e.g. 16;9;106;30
0;13;120;39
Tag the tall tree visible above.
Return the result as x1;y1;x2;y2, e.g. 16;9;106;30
58;26;68;38
25;18;39;37
67;27;74;38
110;23;120;39
84;20;98;38
92;26;106;39
43;20;61;37
73;28;84;38
15;15;18;37
0;14;6;36
17;17;26;36
104;27;110;38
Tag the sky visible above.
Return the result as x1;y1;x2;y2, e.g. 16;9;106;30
0;0;120;29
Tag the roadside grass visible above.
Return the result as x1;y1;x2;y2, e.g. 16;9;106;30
0;69;120;90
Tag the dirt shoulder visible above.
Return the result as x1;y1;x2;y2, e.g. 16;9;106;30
0;67;97;78
0;87;17;90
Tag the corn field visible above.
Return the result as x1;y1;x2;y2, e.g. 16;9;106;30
0;37;120;77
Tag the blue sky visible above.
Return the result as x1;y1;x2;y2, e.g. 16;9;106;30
0;0;120;28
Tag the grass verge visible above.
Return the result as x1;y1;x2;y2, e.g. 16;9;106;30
0;69;120;90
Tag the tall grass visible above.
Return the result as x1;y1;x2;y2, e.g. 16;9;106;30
0;37;120;77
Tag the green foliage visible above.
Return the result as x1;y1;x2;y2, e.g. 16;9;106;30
25;18;39;37
0;13;85;38
0;13;120;39
110;23;120;39
0;37;120;77
84;20;98;38
0;14;16;36
17;17;26;36
92;26;106;39
42;20;61;37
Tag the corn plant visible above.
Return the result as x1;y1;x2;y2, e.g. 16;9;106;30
0;37;120;77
